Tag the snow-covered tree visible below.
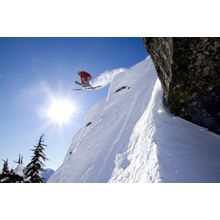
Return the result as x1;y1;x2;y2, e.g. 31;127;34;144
24;134;48;183
12;154;25;183
0;159;10;183
8;169;20;183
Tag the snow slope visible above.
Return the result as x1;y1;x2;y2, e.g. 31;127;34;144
48;57;220;183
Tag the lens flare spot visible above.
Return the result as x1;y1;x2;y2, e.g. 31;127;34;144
46;99;76;125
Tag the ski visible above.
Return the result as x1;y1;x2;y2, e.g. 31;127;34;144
73;81;102;90
72;85;102;91
75;81;83;86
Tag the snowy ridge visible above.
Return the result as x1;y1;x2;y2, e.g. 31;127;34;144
110;79;220;183
49;57;157;182
49;57;220;183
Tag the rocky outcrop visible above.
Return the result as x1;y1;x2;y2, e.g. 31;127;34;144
143;37;220;134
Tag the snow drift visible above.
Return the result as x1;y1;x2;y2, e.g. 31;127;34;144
91;67;126;88
48;57;220;183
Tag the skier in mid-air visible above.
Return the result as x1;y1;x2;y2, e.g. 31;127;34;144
74;70;102;90
76;71;92;87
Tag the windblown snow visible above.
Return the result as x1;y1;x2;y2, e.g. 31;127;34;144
48;57;220;183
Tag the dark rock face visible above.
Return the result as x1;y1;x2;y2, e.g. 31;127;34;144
115;86;127;93
86;122;92;127
143;37;220;134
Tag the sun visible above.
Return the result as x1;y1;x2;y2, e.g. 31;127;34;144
46;98;76;125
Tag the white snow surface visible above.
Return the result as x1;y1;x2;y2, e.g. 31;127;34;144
48;57;220;183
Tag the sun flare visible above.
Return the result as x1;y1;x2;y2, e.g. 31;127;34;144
46;98;76;125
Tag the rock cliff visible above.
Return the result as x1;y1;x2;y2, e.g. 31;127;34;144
144;37;220;133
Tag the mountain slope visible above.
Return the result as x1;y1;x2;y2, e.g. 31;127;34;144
49;57;220;183
41;168;54;182
110;80;220;183
49;57;157;182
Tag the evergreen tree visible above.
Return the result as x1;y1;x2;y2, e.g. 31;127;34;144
0;159;10;183
0;159;22;183
10;170;24;183
24;134;48;183
14;154;23;165
8;169;18;183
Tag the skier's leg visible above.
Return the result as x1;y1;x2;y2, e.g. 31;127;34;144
85;76;91;87
81;77;86;86
81;77;90;87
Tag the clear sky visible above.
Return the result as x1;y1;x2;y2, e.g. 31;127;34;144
0;37;148;170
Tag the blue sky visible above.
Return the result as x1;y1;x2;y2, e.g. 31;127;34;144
0;37;147;170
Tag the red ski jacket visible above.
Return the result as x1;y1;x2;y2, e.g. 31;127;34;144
79;71;91;81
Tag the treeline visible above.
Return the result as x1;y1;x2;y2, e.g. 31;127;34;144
0;134;48;183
